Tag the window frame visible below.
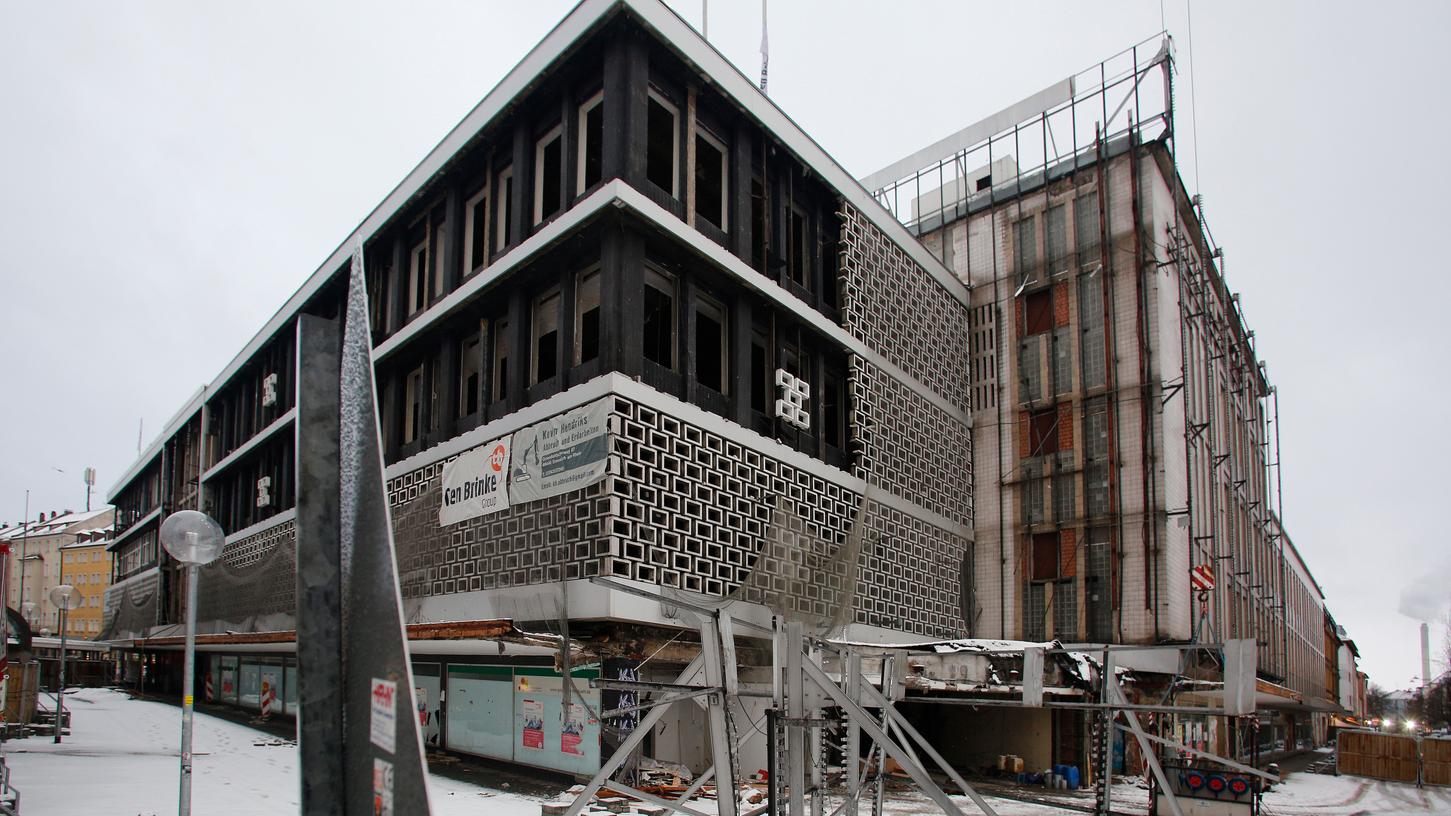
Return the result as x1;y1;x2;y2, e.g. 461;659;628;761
457;326;484;419
642;265;678;370
693;125;729;231
576;90;604;195
462;180;490;279
402;364;424;445
491;317;511;403
495;165;515;253
533;123;564;225
531;286;562;384
692;291;728;394
574;266;602;366
645;89;680;198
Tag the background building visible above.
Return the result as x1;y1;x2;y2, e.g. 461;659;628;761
1;507;113;635
59;528;113;639
867;37;1357;766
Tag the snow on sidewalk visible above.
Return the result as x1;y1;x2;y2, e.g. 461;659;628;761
2;688;544;815
6;689;1450;815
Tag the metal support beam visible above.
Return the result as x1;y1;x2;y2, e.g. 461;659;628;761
564;654;705;816
801;660;969;816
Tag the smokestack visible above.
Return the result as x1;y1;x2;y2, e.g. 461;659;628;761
1422;622;1432;691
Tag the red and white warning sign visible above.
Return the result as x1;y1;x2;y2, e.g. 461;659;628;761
1190;564;1215;592
260;675;277;717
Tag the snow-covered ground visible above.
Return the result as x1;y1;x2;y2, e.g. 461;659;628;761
2;688;543;816
4;688;1449;815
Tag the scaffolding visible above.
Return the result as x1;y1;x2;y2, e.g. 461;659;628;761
566;579;1275;816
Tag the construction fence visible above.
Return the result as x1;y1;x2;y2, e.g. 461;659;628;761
1336;730;1451;786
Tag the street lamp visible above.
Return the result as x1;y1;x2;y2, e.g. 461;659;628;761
159;510;223;816
48;584;80;743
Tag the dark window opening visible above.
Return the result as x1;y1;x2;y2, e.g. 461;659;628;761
1025;289;1053;336
492;319;510;402
576;269;601;365
643;267;676;368
788;207;808;288
823;373;844;450
1029;408;1059;457
750;174;766;272
536;128;563;223
821;211;841;310
646;94;678;195
497;168;514;249
750;331;768;414
694;295;726;392
1032;533;1060;581
580;94;604;192
467;191;489;273
458;331;481;418
533;290;560;383
694;131;726;229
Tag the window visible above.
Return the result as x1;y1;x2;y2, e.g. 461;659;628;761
1075;193;1100;264
534;125;563;224
822;372;845;451
492;319;510;402
463;182;490;277
693;127;727;230
532;289;560;383
643;267;676;368
428;359;441;433
577;91;604;194
1053;580;1077;641
403;365;424;444
1052;326;1072;395
750;172;766;272
1079;273;1105;389
1046;204;1068;273
407;238;428;316
1025;582;1047;642
432;219;448;299
788;206;809;288
496;166;514;250
646;91;679;195
1084;398;1110;516
1024;289;1053;336
458;330;482;418
1022;460;1045;525
1053;459;1076;523
694;294;727;392
1032;533;1060;581
575;268;601;365
1085;528;1111;640
1029;408;1058;457
750;329;768;414
821;212;841;310
1014;216;1037;284
1019;334;1043;403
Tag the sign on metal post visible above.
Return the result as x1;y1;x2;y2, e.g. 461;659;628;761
1223;638;1257;717
295;247;430;815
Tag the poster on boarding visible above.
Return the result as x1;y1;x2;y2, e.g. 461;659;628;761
438;438;511;525
508;398;610;505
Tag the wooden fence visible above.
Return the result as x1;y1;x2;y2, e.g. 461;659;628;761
1337;730;1451;786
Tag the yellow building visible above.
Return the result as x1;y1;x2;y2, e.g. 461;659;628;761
0;507;113;637
59;529;114;639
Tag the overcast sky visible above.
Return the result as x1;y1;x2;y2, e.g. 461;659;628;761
2;1;1447;690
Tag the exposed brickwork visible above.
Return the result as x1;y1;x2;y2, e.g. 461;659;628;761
1057;402;1075;451
1053;281;1072;327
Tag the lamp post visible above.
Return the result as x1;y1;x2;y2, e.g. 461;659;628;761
158;510;223;816
48;584;79;743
